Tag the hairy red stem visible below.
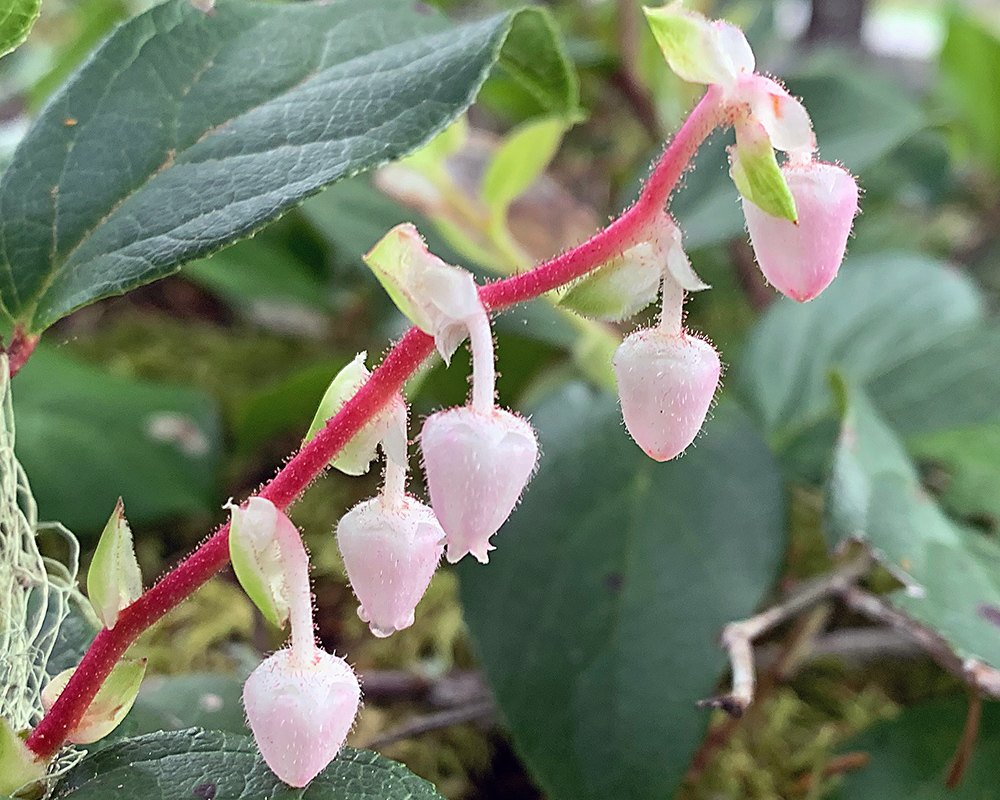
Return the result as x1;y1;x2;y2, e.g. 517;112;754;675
26;86;726;759
6;327;39;378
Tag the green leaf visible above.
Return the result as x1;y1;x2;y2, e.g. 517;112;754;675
0;0;40;59
867;326;1000;526
231;359;349;453
0;0;573;334
940;10;1000;174
737;253;984;441
129;674;249;735
827;379;1000;675
460;385;785;800
12;348;221;532
50;732;444;799
831;699;1000;799
184;238;332;314
481;116;570;221
87;498;143;629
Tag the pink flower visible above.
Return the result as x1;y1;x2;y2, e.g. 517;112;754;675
336;496;445;637
243;647;361;787
420;406;538;563
742;161;859;302
612;328;721;461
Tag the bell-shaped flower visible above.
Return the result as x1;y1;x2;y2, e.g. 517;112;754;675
337;496;445;637
243;646;361;787
420;406;538;563
613;328;721;461
742;160;859;302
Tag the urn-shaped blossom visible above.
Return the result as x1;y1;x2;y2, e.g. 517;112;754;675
337;496;445;637
612;328;721;461
742;161;859;302
420;406;538;563
243;647;361;787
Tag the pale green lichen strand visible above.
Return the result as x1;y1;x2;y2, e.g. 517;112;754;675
0;354;80;734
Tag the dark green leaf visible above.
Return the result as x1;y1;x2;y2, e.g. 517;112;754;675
231;359;349;453
12;348;221;531
827;381;1000;674
50;730;443;799
0;0;573;333
184;238;331;313
0;0;40;58
129;674;248;735
460;385;785;800
940;10;1000;175
831;699;1000;799
738;253;984;442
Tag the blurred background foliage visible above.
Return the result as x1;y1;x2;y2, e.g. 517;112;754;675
5;0;1000;797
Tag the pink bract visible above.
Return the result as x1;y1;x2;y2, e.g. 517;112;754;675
742;161;859;302
336;496;445;638
612;328;721;462
243;647;361;787
420;406;538;564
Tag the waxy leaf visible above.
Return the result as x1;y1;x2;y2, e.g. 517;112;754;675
42;659;146;744
461;386;784;800
0;0;40;58
49;732;444;799
827;379;1000;679
0;0;572;334
87;498;143;629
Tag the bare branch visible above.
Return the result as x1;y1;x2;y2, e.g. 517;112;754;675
699;554;873;716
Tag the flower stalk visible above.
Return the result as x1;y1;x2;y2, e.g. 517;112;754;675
25;84;729;760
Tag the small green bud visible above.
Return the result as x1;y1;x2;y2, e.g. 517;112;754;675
87;498;142;629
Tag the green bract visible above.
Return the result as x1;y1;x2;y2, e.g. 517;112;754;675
364;224;481;362
87;499;143;630
0;717;45;796
228;498;290;629
730;120;798;223
42;659;146;745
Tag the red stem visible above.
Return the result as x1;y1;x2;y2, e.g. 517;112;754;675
25;85;727;760
6;328;39;378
